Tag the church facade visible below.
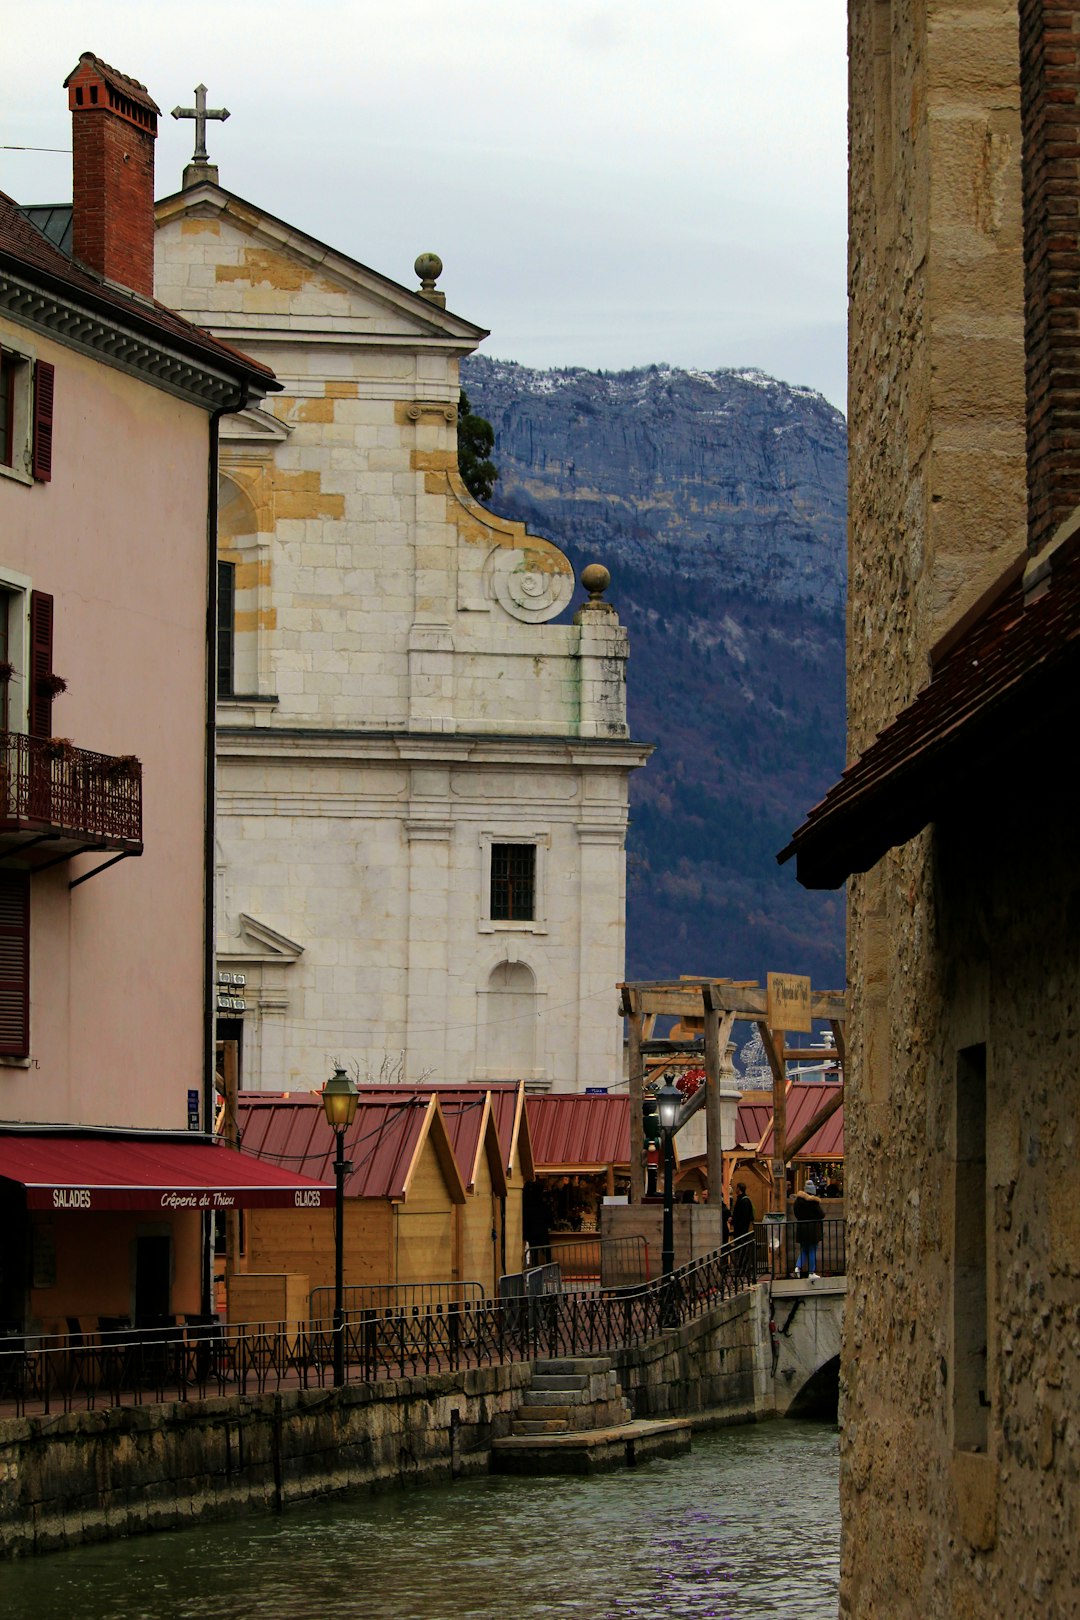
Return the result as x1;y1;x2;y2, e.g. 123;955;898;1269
154;162;647;1093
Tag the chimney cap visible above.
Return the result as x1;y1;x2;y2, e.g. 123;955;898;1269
64;51;161;116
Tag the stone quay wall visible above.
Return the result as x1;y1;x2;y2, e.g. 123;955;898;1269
0;1285;790;1560
616;1287;773;1425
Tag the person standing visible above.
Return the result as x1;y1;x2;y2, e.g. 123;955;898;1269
792;1186;825;1279
731;1182;755;1279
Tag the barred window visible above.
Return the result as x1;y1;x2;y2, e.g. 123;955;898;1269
490;843;535;922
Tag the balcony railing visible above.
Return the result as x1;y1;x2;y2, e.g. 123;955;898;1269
1;732;142;852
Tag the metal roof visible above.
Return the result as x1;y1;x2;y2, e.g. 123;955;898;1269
757;1082;845;1160
354;1087;508;1197
236;1092;465;1202
19;204;72;255
526;1093;630;1172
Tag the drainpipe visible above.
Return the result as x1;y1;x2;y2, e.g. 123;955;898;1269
201;386;249;1316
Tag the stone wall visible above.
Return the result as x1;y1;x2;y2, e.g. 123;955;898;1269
842;1;1080;1615
0;1363;528;1560
616;1288;772;1423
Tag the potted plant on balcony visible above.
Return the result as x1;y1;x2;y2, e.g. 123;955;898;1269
0;660;15;684
37;673;68;700
43;737;77;764
103;754;139;783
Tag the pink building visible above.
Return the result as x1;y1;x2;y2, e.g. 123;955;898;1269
0;55;328;1338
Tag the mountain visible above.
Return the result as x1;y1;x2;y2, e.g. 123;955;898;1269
461;356;848;990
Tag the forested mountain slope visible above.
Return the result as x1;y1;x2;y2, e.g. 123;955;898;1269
462;356;848;987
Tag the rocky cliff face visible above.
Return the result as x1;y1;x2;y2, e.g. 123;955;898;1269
462;356;848;988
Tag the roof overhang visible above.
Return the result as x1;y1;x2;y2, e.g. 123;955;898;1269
0;1133;333;1211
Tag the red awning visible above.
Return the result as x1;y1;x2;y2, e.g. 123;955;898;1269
0;1135;334;1212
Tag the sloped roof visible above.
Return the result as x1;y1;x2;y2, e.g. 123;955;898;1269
20;204;72;256
735;1092;775;1151
355;1087;507;1197
757;1082;845;1160
780;537;1080;888
236;1092;465;1202
526;1093;630;1172
1;188;275;391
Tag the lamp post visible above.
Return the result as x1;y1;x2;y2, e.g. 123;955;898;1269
655;1078;682;1324
321;1065;359;1386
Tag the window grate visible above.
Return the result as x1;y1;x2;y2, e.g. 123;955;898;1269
490;843;535;921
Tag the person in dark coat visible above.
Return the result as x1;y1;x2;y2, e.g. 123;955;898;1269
792;1186;825;1278
730;1182;755;1279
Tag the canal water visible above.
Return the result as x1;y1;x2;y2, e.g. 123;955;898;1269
4;1420;839;1620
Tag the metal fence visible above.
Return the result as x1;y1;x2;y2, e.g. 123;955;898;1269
523;1233;650;1288
756;1218;846;1280
0;1234;758;1418
308;1280;486;1325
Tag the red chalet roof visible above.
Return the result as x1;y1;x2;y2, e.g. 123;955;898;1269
0;187;276;396
526;1093;630;1172
779;539;1080;888
354;1087;508;1197
756;1083;845;1161
236;1093;465;1203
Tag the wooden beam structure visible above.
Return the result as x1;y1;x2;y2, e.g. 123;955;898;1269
620;977;846;1211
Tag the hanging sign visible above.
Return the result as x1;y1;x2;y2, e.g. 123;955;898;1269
767;972;812;1033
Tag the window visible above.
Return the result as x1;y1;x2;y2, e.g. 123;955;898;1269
0;872;30;1059
0;339;53;485
952;1043;989;1452
479;832;548;934
0;569;32;736
491;842;535;921
217;560;236;699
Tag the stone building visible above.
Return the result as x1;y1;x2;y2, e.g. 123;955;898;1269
153;149;647;1095
782;2;1080;1612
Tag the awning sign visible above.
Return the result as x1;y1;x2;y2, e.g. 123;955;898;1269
0;1136;332;1212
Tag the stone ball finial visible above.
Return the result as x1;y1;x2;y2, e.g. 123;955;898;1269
414;252;446;307
415;252;443;289
581;563;611;601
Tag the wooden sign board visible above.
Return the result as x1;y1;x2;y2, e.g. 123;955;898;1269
767;972;812;1033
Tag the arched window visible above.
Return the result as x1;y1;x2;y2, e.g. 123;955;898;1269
481;960;537;1079
217;474;265;700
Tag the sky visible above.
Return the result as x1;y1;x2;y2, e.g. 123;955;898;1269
4;2;849;410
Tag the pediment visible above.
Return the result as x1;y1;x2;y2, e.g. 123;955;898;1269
219;912;305;965
156;183;486;345
220;405;292;444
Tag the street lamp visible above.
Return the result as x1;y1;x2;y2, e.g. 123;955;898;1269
655;1078;683;1313
321;1065;359;1386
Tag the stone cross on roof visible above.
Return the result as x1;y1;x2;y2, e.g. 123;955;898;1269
172;84;230;187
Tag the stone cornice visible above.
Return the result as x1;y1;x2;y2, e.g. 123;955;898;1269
215;727;653;770
0;264;254;408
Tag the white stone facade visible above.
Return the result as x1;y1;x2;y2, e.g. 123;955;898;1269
155;183;647;1091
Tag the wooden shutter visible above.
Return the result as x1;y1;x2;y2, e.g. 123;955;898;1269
28;590;54;738
0;872;30;1059
32;359;55;483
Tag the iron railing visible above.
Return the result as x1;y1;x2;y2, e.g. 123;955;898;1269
523;1234;650;1288
308;1280;486;1323
0;1235;759;1418
757;1218;846;1280
1;731;142;846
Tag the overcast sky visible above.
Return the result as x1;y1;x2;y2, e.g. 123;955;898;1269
5;3;848;410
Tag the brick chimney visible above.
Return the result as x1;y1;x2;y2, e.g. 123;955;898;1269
1020;3;1080;558
64;52;159;298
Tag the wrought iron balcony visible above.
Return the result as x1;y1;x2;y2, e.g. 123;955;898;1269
1;732;143;863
